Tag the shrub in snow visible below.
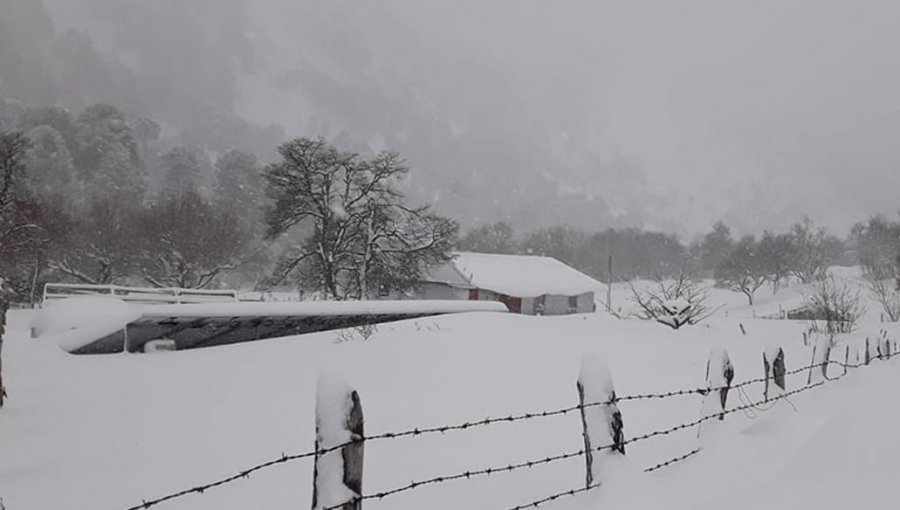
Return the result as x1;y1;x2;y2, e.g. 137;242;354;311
334;323;379;343
803;276;864;335
627;271;711;329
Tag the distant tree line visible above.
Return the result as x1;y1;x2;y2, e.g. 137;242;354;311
458;217;871;306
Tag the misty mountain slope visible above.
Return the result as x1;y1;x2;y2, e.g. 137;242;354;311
32;0;647;231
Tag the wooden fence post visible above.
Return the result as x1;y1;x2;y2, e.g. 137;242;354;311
865;338;871;365
700;347;734;429
844;345;850;374
577;355;624;489
312;373;364;510
809;336;832;383
764;347;786;401
807;344;817;384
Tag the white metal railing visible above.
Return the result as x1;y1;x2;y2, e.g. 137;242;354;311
42;283;240;305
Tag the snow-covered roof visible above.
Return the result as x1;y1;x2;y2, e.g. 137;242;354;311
430;252;602;298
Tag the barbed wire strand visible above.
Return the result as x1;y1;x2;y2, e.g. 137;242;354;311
320;448;592;510
497;378;836;510
644;448;702;473
325;377;835;510
503;483;601;510
124;349;896;510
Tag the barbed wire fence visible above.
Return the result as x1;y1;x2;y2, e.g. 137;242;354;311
124;335;899;510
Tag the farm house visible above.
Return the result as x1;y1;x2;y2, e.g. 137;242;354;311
396;252;601;315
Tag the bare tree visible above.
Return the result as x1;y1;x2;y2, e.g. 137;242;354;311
47;199;138;284
788;217;841;284
869;276;900;322
136;191;251;289
757;230;794;294
627;269;712;329
0;131;62;302
265;138;457;299
715;235;768;305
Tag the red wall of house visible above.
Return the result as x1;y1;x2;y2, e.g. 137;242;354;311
498;294;522;314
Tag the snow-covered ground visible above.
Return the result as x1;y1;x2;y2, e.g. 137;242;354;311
1;270;899;510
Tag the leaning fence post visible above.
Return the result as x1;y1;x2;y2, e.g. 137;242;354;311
764;347;786;401
700;347;734;434
809;336;832;383
807;344;817;384
577;355;624;488
312;373;364;510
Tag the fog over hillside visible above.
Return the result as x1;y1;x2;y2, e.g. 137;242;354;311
23;0;900;235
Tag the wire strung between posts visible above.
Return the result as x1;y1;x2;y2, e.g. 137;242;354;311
502;482;602;510
121;384;746;509
123;353;894;510
644;448;702;473
320;447;593;510
124;451;320;510
495;380;832;510
325;379;832;510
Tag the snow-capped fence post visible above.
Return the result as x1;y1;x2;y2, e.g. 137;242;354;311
577;355;625;489
312;373;364;510
700;347;734;426
763;347;786;401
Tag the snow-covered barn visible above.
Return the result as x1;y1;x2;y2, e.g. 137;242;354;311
398;252;600;315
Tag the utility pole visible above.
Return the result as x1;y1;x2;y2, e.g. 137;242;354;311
606;254;613;313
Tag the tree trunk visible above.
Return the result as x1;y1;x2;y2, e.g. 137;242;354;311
0;286;8;408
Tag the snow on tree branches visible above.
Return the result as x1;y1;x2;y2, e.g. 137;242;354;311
627;270;711;329
264;138;457;300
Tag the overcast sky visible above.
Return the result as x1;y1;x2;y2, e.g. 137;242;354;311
46;0;900;236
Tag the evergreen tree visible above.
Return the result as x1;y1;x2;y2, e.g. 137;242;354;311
161;146;202;199
214;149;263;218
24;125;76;198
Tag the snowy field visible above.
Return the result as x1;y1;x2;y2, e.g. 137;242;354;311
2;269;900;510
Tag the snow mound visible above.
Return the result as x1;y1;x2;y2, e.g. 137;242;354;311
29;296;141;352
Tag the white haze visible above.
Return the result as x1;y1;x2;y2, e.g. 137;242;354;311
43;0;900;236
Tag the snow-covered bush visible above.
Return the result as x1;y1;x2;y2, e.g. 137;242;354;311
334;322;379;343
803;276;865;335
627;271;711;329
